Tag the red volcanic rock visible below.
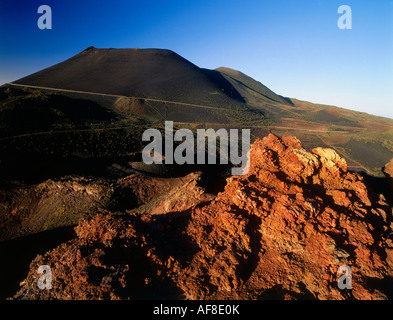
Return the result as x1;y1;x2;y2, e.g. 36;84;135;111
13;134;393;300
178;134;393;299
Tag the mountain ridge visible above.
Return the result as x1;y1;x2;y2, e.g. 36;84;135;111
14;47;247;107
14;47;295;111
215;66;293;106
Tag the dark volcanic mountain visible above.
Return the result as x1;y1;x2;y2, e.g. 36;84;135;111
14;47;296;110
14;47;250;107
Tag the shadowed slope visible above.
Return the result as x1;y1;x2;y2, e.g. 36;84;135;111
216;67;293;106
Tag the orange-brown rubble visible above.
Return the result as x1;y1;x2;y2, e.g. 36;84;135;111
13;134;393;300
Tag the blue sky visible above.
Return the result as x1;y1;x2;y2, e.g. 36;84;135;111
1;0;393;118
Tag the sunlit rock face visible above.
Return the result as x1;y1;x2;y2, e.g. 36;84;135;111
13;134;393;300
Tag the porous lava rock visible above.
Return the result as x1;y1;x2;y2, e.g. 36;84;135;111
13;134;393;300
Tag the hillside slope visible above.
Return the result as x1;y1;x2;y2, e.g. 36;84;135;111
216;67;292;106
14;47;248;108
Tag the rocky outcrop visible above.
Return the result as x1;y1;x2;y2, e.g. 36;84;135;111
12;134;393;300
384;159;393;176
383;158;393;194
179;135;393;299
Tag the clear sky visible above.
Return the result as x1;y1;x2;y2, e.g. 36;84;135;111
1;0;392;118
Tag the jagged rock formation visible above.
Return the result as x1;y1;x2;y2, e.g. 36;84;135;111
12;134;393;300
